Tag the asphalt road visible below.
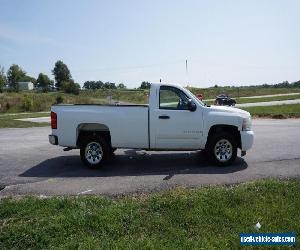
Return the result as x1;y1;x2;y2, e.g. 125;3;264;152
236;99;300;107
0;119;300;196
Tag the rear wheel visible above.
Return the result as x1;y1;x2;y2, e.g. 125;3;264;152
206;132;237;166
80;136;111;169
229;100;236;106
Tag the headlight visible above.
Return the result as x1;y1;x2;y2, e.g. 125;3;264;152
242;117;252;131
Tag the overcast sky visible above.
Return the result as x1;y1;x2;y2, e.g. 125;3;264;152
0;0;299;88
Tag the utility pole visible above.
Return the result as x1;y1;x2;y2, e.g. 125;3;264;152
186;59;188;86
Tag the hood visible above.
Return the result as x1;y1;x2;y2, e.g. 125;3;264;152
208;105;250;118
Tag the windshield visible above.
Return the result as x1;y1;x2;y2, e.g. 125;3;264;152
185;88;205;106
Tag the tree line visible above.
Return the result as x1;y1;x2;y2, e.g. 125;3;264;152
0;61;152;94
0;61;80;94
82;81;152;90
255;81;300;89
83;81;126;90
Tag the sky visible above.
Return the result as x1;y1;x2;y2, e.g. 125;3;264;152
0;0;299;88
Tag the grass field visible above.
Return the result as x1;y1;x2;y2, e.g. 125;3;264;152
0;112;49;128
0;92;107;113
1;87;300;114
204;94;300;105
0;90;147;113
0;179;298;249
243;103;300;118
0;87;300;127
1;102;299;129
236;94;300;104
189;86;300;99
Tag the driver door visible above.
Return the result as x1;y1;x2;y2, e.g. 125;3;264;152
150;85;203;149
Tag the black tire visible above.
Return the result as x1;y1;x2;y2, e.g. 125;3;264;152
80;136;111;169
206;132;237;166
229;100;236;106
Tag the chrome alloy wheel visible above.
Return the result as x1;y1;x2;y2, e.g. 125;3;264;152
85;142;103;165
214;139;233;162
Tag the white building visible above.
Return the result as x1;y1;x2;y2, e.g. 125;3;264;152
18;82;34;91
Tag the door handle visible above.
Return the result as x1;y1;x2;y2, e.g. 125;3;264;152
159;115;170;119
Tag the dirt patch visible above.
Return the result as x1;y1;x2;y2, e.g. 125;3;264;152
271;114;287;119
252;114;289;119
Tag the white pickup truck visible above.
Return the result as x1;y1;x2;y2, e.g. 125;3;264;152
49;83;254;168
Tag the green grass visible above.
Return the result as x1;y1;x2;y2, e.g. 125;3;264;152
243;103;300;118
1;88;300;114
0;90;147;114
1;103;299;129
0;179;299;249
80;89;148;104
189;86;300;99
204;93;300;105
0;112;49;128
237;94;300;104
0;102;299;129
0;91;107;114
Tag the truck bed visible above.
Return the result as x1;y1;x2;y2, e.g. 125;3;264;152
51;104;149;148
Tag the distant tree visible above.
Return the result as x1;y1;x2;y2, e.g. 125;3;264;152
0;65;6;92
95;81;104;89
140;81;151;89
52;60;72;90
83;81;92;89
61;80;80;95
83;81;93;89
292;80;300;88
104;82;117;89
7;64;26;92
275;81;289;88
83;80;104;89
83;81;122;89
117;83;126;89
214;84;218;88
36;73;53;92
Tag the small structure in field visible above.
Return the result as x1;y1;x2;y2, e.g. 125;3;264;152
18;82;34;91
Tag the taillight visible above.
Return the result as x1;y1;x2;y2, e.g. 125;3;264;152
51;111;57;129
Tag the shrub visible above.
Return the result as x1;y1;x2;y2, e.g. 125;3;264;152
32;98;46;112
61;81;80;95
22;95;33;111
55;96;64;104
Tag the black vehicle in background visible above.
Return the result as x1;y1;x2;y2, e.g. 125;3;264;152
214;94;236;106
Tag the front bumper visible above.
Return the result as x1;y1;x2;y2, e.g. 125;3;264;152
49;135;58;145
240;130;254;151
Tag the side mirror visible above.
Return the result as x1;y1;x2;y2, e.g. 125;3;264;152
187;99;197;112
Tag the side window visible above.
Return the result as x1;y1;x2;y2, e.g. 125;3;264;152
159;86;189;110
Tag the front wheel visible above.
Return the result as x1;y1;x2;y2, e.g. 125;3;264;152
80;136;111;169
206;132;237;166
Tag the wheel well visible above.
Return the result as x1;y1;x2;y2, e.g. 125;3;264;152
77;123;112;148
206;125;241;148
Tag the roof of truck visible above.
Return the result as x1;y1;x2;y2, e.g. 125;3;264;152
151;82;182;88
